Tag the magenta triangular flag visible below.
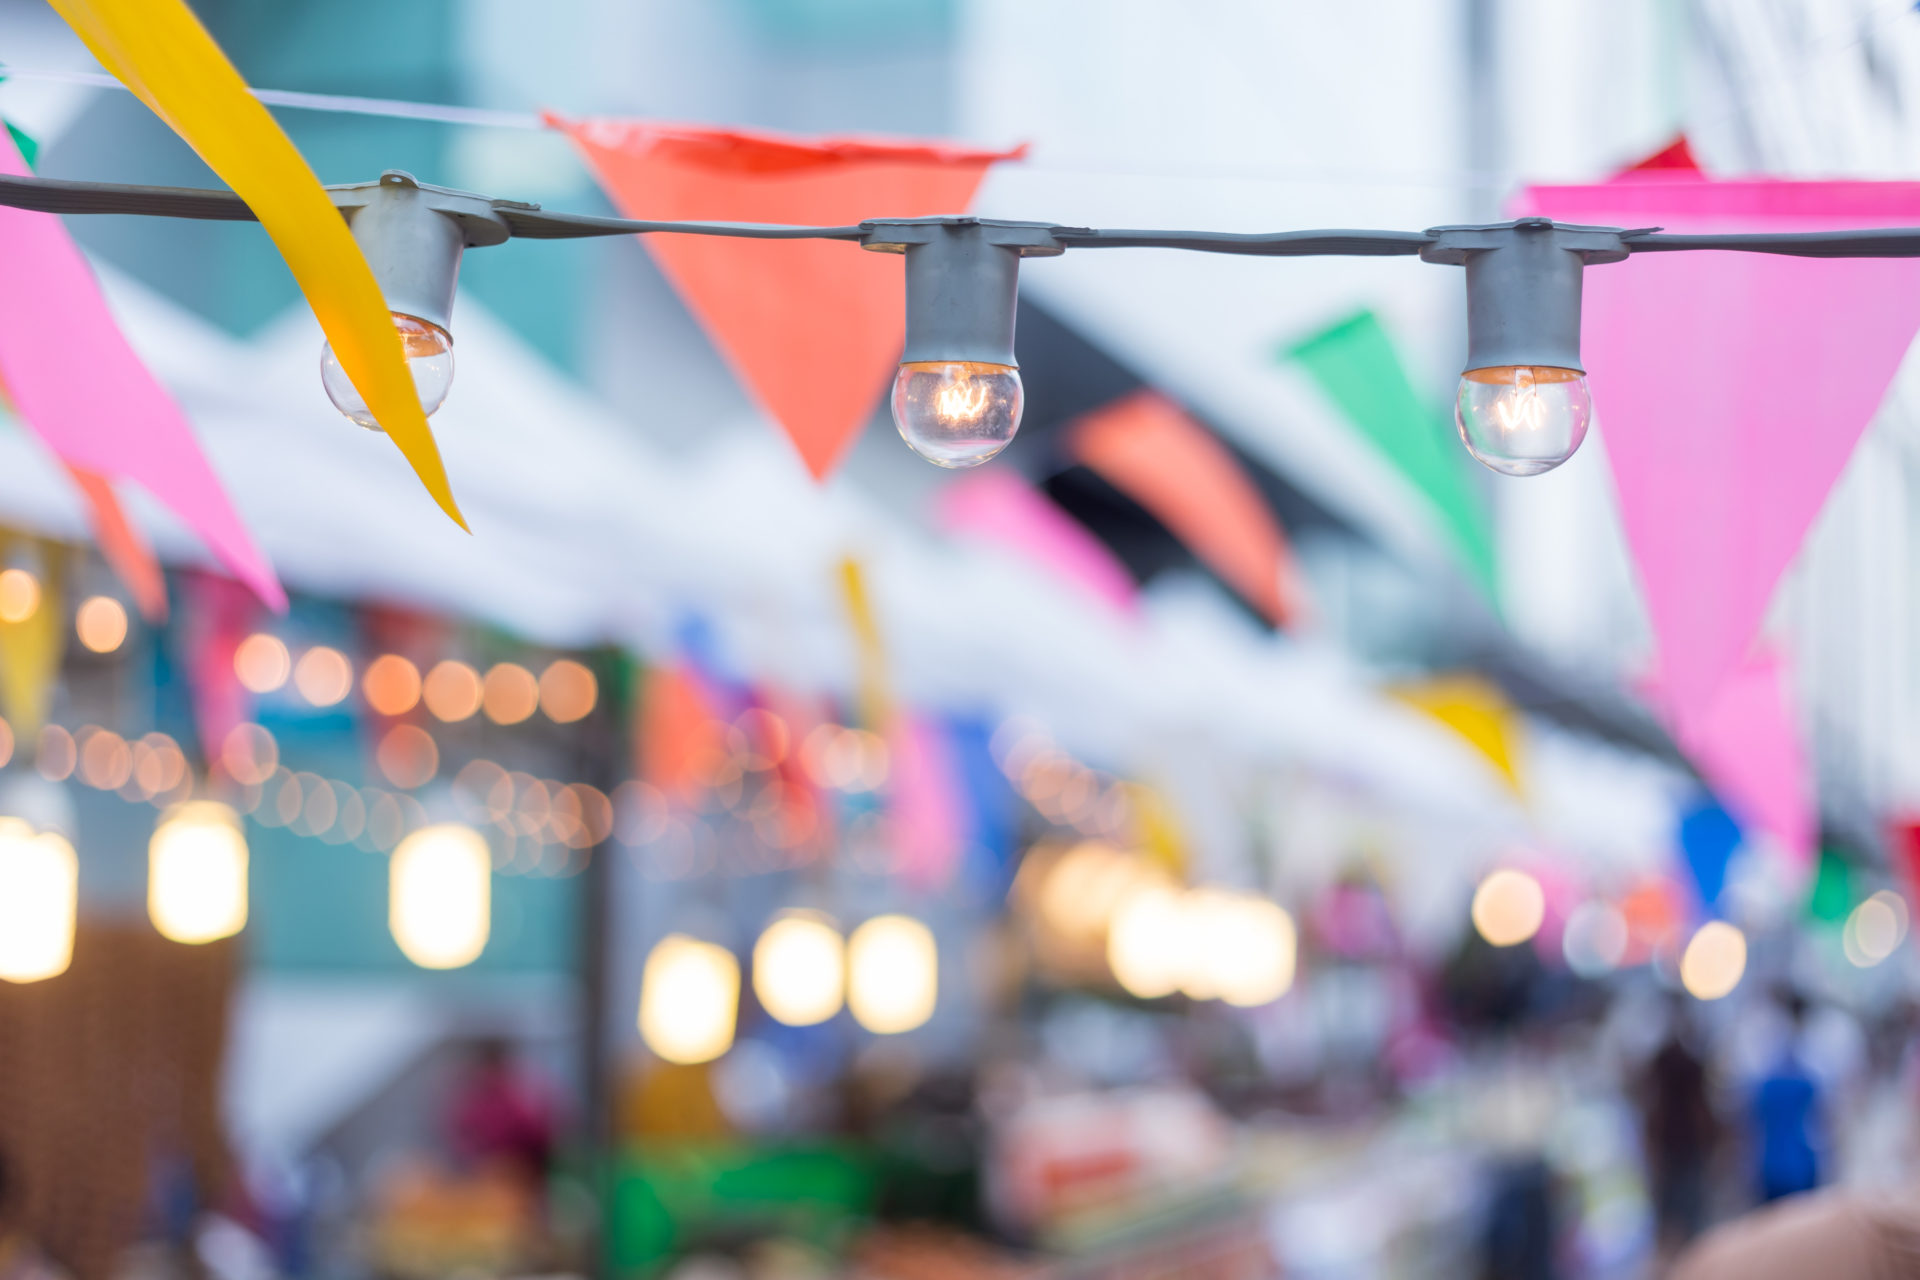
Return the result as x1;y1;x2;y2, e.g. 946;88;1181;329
1520;178;1920;737
1650;650;1813;867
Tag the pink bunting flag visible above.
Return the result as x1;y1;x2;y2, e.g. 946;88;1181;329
1648;650;1814;866
887;714;964;892
0;133;283;610
1519;174;1920;740
937;469;1138;615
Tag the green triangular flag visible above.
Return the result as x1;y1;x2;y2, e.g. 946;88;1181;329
1286;311;1496;598
5;122;36;169
1806;845;1856;926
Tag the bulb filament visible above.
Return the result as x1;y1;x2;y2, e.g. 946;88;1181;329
934;376;990;423
1491;368;1547;434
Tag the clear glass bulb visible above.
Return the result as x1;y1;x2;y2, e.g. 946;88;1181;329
1454;365;1591;476
320;313;455;431
890;361;1023;468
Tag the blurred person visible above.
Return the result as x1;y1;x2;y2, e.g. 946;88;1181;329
447;1038;559;1197
1749;992;1825;1205
1640;1001;1719;1252
0;1154;68;1280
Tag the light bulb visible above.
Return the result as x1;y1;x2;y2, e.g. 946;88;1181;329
389;822;490;969
752;911;845;1028
149;801;248;945
1455;366;1591;476
890;361;1023;468
640;933;740;1064
0;818;75;982
1679;920;1746;1001
320;313;454;431
847;914;937;1034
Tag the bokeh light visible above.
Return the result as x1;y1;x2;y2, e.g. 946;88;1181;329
848;914;938;1035
389;824;491;969
234;633;291;694
752;912;845;1027
1844;891;1908;968
148;801;248;945
220;723;278;786
35;726;74;782
423;660;483;721
1680;921;1747;1000
294;646;353;707
1107;882;1190;999
75;596;128;654
639;934;740;1064
483;663;539;725
0;820;76;982
1184;889;1297;1007
362;654;423;717
0;568;39;624
1471;868;1546;948
76;728;132;791
1562;900;1629;977
376;724;439;790
538;659;598;723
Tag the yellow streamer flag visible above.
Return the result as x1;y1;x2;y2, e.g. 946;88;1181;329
47;0;466;529
1394;674;1523;792
0;542;63;737
838;557;890;731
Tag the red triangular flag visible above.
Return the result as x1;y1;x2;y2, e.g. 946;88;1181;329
1622;136;1702;174
549;115;1024;479
1068;390;1306;627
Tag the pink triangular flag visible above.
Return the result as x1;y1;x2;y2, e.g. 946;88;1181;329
937;469;1137;616
0;133;283;610
887;714;963;892
1649;650;1813;866
1520;178;1920;736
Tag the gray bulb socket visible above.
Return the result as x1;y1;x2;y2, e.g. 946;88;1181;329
1421;219;1633;375
861;217;1068;368
327;171;510;336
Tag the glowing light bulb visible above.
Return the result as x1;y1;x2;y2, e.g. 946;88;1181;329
148;801;248;945
389;823;490;969
847;914;937;1034
320;313;454;431
890;361;1023;468
0;819;76;982
640;933;740;1064
1680;920;1746;1000
1455;366;1591;476
1471;868;1546;947
752;911;845;1027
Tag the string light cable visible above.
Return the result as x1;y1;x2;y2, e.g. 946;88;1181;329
2;164;1918;477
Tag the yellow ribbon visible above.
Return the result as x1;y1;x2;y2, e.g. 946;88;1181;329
838;557;890;731
48;0;467;529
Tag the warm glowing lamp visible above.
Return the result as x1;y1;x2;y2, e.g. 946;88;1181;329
1107;882;1190;999
752;911;845;1027
847;914;938;1034
148;801;248;945
639;933;740;1064
0;818;76;982
1188;890;1297;1007
389;823;491;969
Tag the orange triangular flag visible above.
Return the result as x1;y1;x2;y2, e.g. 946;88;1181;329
1069;391;1306;627
549;115;1024;479
66;466;167;621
